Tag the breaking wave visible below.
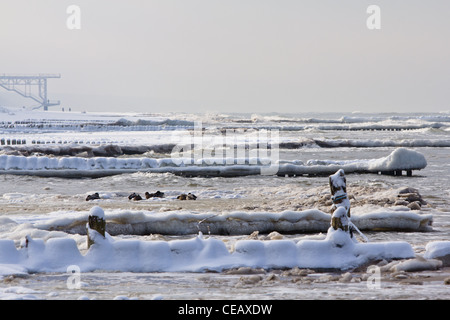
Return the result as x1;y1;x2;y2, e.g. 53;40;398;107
0;138;449;160
2;109;450;133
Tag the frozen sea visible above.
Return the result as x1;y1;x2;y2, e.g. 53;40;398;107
0;108;449;300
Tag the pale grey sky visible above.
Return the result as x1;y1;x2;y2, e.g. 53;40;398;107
1;0;449;113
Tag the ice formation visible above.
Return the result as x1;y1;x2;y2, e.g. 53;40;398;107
424;241;450;267
0;148;427;177
0;222;416;274
30;208;433;236
0;200;435;276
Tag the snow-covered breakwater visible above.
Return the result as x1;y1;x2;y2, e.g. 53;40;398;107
0;204;446;275
0;148;427;178
0;227;417;274
30;207;433;236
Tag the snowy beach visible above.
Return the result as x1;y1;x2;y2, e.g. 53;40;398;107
0;108;450;300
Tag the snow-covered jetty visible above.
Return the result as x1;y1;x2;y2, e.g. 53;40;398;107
0;206;446;275
33;207;433;236
278;148;427;177
0;206;420;273
0;148;427;178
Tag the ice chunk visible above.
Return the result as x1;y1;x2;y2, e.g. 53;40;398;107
424;241;450;266
392;258;442;272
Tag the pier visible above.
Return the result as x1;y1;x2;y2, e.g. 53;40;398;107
0;74;61;110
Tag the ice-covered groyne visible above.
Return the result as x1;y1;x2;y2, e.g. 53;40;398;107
0;148;427;178
0;205;443;275
31;207;433;236
0;228;416;274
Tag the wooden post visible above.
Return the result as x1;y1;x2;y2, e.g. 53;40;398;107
328;169;351;218
87;206;106;249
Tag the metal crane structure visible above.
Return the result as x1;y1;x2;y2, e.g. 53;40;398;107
0;74;61;110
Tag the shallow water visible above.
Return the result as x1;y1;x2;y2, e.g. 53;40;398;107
3;267;450;300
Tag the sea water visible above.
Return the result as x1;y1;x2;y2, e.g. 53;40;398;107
0;110;449;299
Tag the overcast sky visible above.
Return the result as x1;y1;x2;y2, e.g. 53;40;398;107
1;0;449;114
